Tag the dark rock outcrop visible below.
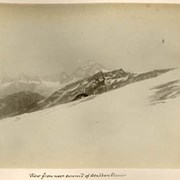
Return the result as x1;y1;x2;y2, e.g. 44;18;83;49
73;93;89;101
0;91;44;119
33;68;173;110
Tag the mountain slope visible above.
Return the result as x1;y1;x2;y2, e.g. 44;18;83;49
0;91;44;119
36;68;171;110
0;68;180;168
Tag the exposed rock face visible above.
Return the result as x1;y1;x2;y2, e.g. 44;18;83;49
0;67;173;119
149;79;180;105
73;93;89;101
34;68;172;110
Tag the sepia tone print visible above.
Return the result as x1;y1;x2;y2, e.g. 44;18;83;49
0;3;180;168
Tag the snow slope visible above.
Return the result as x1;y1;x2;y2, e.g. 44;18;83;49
0;68;180;168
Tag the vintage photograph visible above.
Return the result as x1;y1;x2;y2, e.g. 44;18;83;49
0;3;180;168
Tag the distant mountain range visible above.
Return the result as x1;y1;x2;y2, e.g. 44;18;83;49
0;60;174;119
0;61;108;99
0;72;60;98
42;60;109;83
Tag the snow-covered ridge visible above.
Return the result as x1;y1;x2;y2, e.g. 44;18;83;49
35;68;172;110
0;66;174;119
0;68;179;168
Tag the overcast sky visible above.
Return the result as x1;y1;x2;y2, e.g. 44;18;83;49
0;3;180;76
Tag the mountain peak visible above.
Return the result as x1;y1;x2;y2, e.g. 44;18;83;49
80;60;107;70
72;60;109;79
0;72;12;84
17;72;32;83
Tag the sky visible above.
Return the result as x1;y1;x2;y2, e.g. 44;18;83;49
0;3;180;76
